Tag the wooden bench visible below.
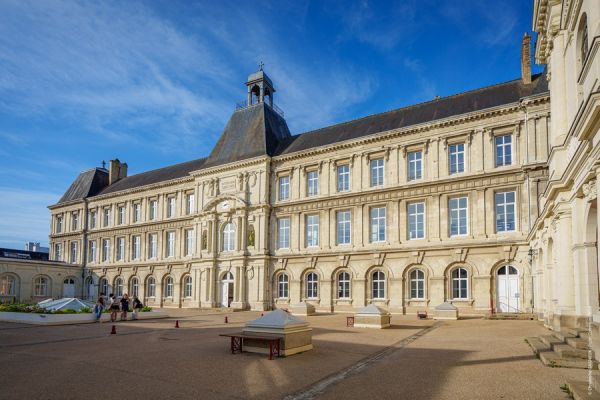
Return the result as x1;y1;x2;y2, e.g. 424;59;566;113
219;333;281;360
417;311;428;320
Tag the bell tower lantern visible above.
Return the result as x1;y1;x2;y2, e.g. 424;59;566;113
246;62;275;107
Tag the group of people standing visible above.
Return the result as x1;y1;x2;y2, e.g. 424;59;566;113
94;293;143;322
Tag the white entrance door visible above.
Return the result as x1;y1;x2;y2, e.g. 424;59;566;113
63;278;75;298
497;266;520;312
221;272;234;307
86;278;95;300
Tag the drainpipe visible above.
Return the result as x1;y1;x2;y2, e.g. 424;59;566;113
81;199;89;299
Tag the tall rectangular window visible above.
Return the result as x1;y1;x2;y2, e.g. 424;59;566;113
149;200;157;220
336;210;351;245
495;191;516;232
54;243;62;261
132;236;141;260
185;229;194;256
278;218;290;249
448;143;465;174
117;206;125;225
408;151;422;181
148;234;157;259
307;171;318;197
337;164;350;192
167;197;176;218
88;240;96;263
278;176;290;201
116;237;125;261
71;212;79;231
407;202;425;240
370;158;384;187
306;214;319;247
70;242;77;263
89;211;97;229
102;239;110;262
56;215;63;233
186;194;195;214
133;203;141;223
166;231;175;258
495;134;512;167
449;197;468;236
103;208;111;227
370;207;386;242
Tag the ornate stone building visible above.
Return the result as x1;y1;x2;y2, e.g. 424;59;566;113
48;43;552;315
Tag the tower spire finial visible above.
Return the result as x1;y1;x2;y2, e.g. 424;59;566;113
258;61;264;71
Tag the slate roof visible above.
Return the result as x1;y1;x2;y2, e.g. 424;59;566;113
275;72;548;155
57;168;109;204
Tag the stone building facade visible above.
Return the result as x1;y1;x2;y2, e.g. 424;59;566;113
47;41;553;316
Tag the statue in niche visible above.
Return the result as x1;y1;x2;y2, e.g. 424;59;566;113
201;230;208;250
247;225;255;247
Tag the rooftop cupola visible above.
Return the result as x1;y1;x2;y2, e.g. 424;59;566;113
246;62;275;107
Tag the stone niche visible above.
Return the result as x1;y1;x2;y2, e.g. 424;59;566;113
242;309;313;356
433;302;459;320
291;301;316;316
354;304;391;329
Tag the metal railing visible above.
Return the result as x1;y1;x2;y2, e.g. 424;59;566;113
235;100;284;117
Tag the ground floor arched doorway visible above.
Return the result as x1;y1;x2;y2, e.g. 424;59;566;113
221;272;234;307
63;278;75;298
497;266;520;312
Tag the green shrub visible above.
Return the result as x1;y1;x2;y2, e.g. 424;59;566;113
141;306;152;312
79;307;91;313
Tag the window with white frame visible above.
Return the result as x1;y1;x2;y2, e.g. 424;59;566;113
278;218;290;249
222;223;236;252
130;277;139;297
165;276;174;297
146;277;156;297
337;271;350;299
184;229;194;256
495;134;512;167
102;239;110;262
186;193;195;214
307;170;319;196
89;210;97;229
370;158;384;187
88;240;96;263
148;233;157;259
449;197;468;236
337;164;350;192
99;278;108;296
372;271;386;299
34;276;49;296
277;274;289;298
116;237;125;261
452;268;468;299
166;231;175;258
133;203;141;223
495;191;516;232
54;243;62;261
448;143;465;174
0;275;16;296
149;200;158;220
117;206;125;225
278;176;290;201
407;202;425;240
132;235;141;260
306;214;319;247
184;276;192;297
336;210;351;245
71;212;79;231
56;215;63;233
167;197;176;218
70;241;77;263
103;208;111;227
410;269;425;299
408;150;422;181
306;272;318;299
115;278;123;297
370;207;386;242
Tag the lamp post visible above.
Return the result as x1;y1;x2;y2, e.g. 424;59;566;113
528;248;538;312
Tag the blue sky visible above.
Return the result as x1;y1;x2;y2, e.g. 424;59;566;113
0;0;543;249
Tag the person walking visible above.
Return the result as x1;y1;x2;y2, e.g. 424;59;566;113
109;294;120;322
132;296;143;320
120;294;130;321
94;293;105;322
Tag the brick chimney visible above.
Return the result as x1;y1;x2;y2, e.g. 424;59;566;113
109;159;127;185
521;33;531;84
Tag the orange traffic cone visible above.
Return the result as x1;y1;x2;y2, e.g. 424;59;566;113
175;320;180;328
225;316;228;324
111;325;116;334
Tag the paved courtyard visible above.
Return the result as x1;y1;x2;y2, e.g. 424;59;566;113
0;311;586;399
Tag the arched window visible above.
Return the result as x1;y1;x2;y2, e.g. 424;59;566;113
579;13;589;70
146;277;156;297
222;223;236;252
184;276;193;298
337;271;350;299
130;277;139;298
452;268;468;299
277;274;289;298
410;269;425;299
372;271;385;299
165;276;174;298
306;272;318;299
114;278;123;297
0;275;16;296
498;266;518;275
34;276;49;297
85;277;94;300
99;278;108;296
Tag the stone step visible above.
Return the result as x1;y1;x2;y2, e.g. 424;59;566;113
567;337;591;350
540;334;563;348
525;337;551;355
565;327;588;337
540;352;598;369
567;381;600;400
552;329;576;342
486;313;536;320
554;344;593;360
